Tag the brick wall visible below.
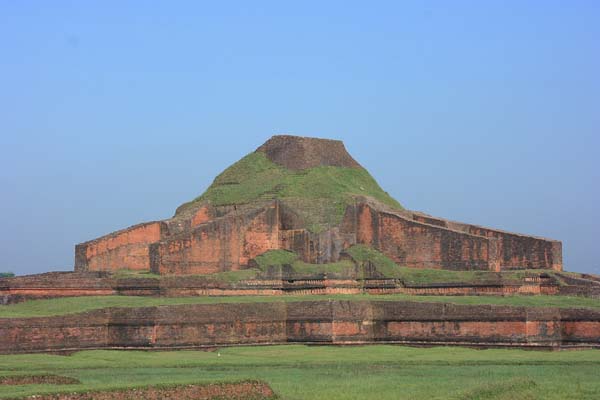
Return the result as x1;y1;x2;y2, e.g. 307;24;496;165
75;222;165;272
355;204;495;270
2;301;598;353
74;199;562;275
150;204;280;275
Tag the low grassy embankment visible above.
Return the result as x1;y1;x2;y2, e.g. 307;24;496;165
1;345;600;399
1;293;599;318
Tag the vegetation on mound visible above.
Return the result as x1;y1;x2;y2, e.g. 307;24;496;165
111;268;260;283
345;244;399;277
176;152;402;232
290;260;355;275
251;250;355;277
112;245;568;285
0;272;14;278
1;346;600;399
112;270;161;279
253;250;299;268
1;294;599;318
111;264;563;286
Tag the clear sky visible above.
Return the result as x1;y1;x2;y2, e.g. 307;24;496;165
1;1;599;275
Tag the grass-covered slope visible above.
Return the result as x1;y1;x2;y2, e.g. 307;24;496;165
176;152;402;232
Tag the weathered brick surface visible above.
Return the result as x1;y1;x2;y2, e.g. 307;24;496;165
151;203;280;274
0;310;110;353
461;225;562;270
74;203;562;275
74;137;563;274
1;271;569;304
413;212;562;270
0;272;117;304
75;222;165;272
256;135;361;170
2;301;598;353
355;204;493;270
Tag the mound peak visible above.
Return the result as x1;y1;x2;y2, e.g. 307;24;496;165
256;135;361;170
175;134;402;229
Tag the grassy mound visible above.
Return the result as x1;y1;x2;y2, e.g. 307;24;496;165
253;250;299;268
345;244;399;277
176;152;402;232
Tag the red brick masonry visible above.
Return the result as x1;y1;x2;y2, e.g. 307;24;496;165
1;301;598;353
75;200;562;275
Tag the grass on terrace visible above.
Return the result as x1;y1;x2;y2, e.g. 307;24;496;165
113;263;564;285
1;345;600;399
142;246;562;285
253;249;356;276
175;152;402;232
1;294;599;318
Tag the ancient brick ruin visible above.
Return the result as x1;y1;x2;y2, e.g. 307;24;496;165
2;300;599;354
74;135;562;275
3;135;590;355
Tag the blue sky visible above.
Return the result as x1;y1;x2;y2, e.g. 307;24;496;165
1;1;599;275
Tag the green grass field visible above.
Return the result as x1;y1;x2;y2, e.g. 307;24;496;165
1;345;600;399
1;294;599;318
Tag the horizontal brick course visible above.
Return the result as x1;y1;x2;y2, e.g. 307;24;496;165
1;301;598;353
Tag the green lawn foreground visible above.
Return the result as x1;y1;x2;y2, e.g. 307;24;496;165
0;345;600;399
1;294;600;318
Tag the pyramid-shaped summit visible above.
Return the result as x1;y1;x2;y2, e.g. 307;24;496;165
256;135;362;170
76;135;562;275
175;135;402;232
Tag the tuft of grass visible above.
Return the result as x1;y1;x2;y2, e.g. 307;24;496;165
253;250;299;269
112;270;161;279
175;152;402;232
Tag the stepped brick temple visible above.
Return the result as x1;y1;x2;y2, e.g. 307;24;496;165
75;135;562;275
2;134;599;355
